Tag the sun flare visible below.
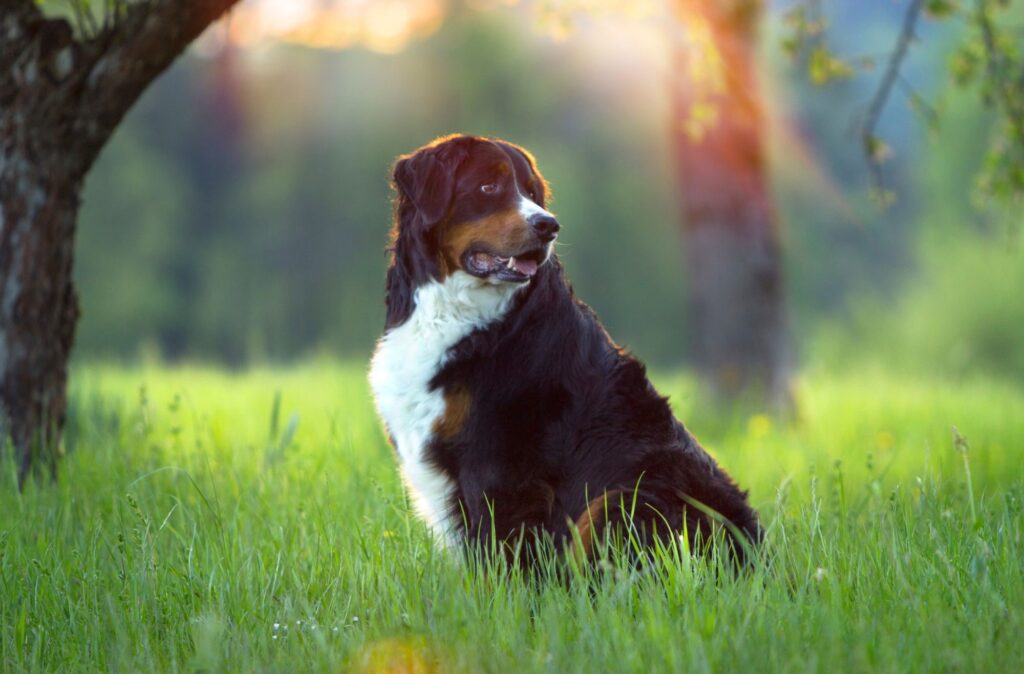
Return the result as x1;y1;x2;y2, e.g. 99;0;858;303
220;0;447;53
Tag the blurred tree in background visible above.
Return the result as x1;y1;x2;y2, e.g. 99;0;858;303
670;0;790;410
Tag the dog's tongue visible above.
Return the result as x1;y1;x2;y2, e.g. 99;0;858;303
513;257;538;277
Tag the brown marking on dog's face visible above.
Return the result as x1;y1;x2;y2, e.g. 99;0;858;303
440;209;537;276
433;385;471;440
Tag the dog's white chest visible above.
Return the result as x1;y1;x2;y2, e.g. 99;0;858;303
368;272;521;547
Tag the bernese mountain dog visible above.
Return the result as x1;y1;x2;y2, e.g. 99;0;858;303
369;134;761;567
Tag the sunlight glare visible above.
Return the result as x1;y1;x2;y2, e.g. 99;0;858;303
221;0;447;53
354;637;442;674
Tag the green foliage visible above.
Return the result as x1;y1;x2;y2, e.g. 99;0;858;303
811;80;1024;383
783;0;1024;206
2;364;1023;671
780;5;855;85
924;0;962;19
863;135;892;163
75;128;194;356
954;0;1024;203
807;44;855;85
780;5;826;60
823;232;1024;381
38;0;125;37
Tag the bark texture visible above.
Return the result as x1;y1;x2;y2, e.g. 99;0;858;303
671;0;791;410
0;0;240;487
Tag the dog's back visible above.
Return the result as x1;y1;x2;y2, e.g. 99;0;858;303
429;257;761;561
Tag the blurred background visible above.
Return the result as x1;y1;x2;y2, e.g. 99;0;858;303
72;0;1023;383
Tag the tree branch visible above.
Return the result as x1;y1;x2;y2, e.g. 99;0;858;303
896;73;939;129
3;0;241;173
0;0;36;20
74;0;242;164
976;0;1024;142
0;2;75;111
861;0;925;199
0;0;46;62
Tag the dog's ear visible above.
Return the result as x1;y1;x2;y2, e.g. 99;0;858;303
393;149;454;227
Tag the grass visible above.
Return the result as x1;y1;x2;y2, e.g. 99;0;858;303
2;362;1023;672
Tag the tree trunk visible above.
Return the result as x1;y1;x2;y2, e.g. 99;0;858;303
0;0;240;487
670;0;791;411
0;155;81;484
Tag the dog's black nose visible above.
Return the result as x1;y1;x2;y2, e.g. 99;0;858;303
531;215;560;242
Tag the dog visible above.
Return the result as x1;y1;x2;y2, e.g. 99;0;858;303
369;134;761;566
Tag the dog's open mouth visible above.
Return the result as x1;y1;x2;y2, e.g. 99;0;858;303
464;245;549;283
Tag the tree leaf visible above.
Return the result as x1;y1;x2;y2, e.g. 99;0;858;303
924;0;960;19
866;135;893;163
808;45;854;85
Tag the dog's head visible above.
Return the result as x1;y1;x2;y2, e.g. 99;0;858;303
385;135;559;324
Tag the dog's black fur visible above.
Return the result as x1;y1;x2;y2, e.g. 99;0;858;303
383;134;761;564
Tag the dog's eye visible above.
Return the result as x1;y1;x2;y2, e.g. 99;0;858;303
480;183;499;195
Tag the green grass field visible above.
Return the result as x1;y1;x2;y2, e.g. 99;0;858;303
2;363;1022;672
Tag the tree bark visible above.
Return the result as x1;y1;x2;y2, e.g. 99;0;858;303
0;153;80;484
670;0;791;411
0;0;240;487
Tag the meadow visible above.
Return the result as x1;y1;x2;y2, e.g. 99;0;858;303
2;363;1022;672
